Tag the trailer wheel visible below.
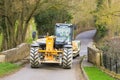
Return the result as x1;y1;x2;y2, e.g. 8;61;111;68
62;48;73;69
30;47;39;68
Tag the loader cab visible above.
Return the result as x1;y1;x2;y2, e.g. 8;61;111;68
55;23;73;45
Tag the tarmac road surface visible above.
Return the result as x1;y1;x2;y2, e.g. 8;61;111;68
0;30;96;80
76;30;96;56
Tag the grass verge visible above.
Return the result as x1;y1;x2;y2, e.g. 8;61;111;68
84;66;115;80
0;62;20;77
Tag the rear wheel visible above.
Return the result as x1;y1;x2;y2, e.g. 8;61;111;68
30;47;39;68
62;48;73;69
73;50;80;59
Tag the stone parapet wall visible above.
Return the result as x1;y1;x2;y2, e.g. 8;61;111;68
0;43;30;62
88;46;102;66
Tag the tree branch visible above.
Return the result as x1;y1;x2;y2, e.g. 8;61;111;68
113;11;120;13
0;13;13;26
113;14;120;17
26;0;41;24
0;1;4;5
22;0;41;41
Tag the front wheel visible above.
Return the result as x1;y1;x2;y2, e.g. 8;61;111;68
30;47;40;68
62;48;73;69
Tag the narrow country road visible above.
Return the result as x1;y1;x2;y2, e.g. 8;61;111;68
0;30;96;80
76;30;96;56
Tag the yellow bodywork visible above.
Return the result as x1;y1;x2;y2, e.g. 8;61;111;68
39;36;62;61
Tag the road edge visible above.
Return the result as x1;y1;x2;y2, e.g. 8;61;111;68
80;56;89;80
14;56;29;66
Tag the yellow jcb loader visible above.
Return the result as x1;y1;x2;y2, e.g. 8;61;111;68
30;23;80;69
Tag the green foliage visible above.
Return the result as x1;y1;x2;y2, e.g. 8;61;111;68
25;38;33;44
0;63;20;77
93;0;108;40
34;5;72;35
99;45;109;53
96;0;104;11
25;18;37;44
84;66;115;80
94;0;120;40
71;0;96;34
95;24;107;41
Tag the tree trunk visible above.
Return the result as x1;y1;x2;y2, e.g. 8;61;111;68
0;0;41;51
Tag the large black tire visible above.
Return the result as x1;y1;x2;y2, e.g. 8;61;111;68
30;47;39;68
62;48;73;69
